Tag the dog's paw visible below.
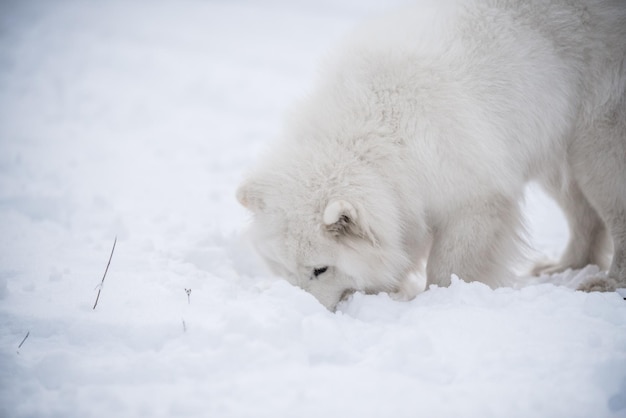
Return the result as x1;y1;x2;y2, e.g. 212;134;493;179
532;261;560;276
577;275;618;292
389;275;423;302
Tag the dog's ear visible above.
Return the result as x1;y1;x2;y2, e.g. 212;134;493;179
323;200;377;244
323;200;357;235
236;179;266;212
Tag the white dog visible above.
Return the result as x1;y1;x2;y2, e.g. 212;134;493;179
237;0;626;310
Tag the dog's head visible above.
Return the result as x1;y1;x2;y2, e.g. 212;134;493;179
236;171;409;311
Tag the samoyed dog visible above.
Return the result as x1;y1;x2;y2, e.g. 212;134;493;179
237;0;626;310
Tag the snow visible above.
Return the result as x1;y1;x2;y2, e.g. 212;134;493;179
0;1;625;417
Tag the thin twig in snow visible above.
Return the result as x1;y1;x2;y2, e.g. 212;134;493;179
17;331;30;351
93;236;117;310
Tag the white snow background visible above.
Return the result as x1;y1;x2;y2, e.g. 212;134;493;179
1;1;625;417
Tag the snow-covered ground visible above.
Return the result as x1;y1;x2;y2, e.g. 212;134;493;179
1;1;625;417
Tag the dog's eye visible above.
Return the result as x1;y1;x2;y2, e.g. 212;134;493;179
312;266;328;278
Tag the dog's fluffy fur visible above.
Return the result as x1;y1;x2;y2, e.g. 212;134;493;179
237;0;626;310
